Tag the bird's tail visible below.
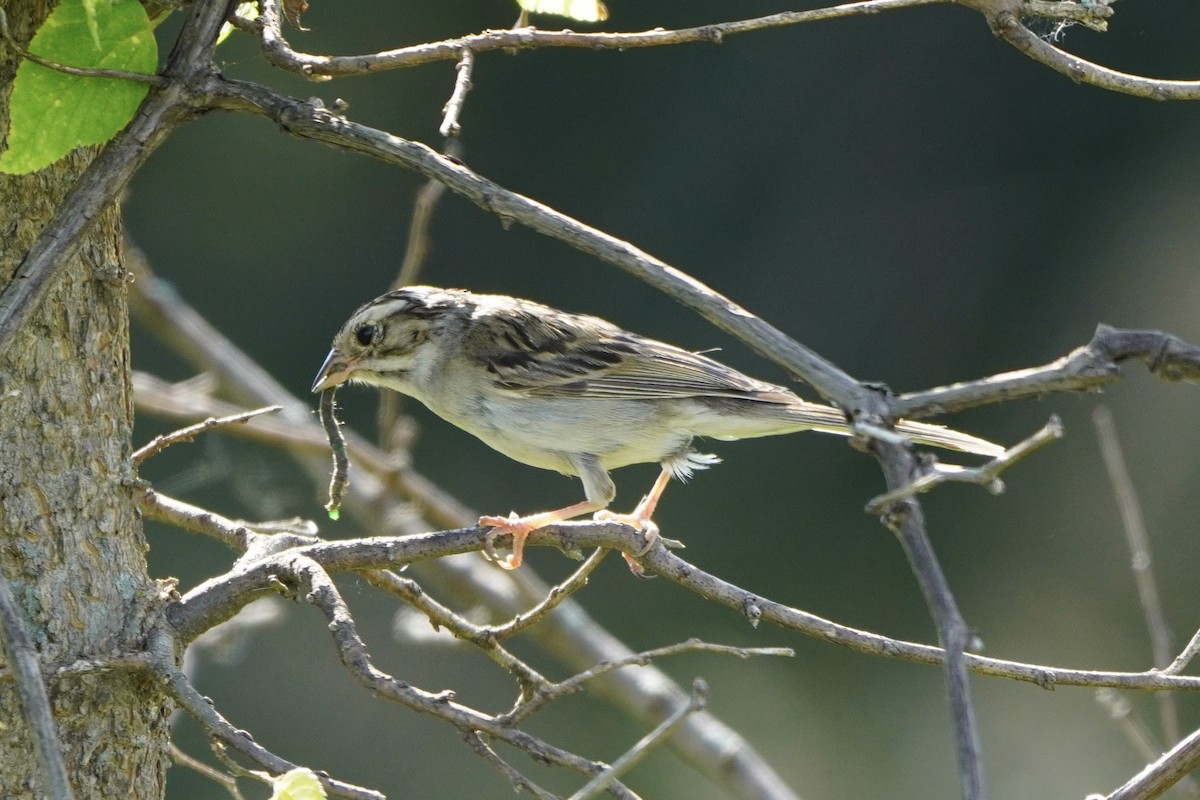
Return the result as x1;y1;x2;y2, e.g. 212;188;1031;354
774;401;1004;457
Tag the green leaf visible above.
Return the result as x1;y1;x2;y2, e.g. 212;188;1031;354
217;1;259;47
270;768;327;800
0;0;157;175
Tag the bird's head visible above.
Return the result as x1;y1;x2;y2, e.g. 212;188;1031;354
311;286;464;394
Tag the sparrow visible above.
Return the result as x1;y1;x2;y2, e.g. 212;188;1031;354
312;286;1003;571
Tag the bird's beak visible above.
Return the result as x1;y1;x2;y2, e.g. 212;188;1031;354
312;349;359;393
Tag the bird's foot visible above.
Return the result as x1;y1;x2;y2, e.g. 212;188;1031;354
479;499;603;570
479;513;539;570
593;509;662;576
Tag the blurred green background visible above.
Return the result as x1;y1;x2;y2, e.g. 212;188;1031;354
126;0;1200;797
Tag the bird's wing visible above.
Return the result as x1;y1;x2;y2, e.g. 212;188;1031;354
466;305;794;402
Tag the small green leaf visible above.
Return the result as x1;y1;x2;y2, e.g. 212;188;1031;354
271;768;327;800
0;0;157;175
326;507;340;521
217;1;259;47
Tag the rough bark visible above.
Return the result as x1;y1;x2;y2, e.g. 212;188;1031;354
0;1;172;798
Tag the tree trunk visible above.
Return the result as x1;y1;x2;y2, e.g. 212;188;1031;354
0;1;171;798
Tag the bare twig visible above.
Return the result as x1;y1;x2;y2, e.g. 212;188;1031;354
1019;0;1114;31
146;629;383;800
568;679;708;800
483;548;609;639
292;554;641;799
864;416;1064;514
463;731;560;800
139;487;319;553
132;405;281;463
391;150;453;290
872;434;986;800
130;371;478;528
0;573;74;800
992;14;1200;101
381;58;469;431
360;568;551;701
1094;690;1200;799
508;640;792;724
162;526;1200;692
439;48;475;138
1095;689;1166;764
1093;407;1178;744
1163;629;1200;676
254;0;948;78
895;325;1200;418
141;480;550;696
169;744;246;800
1105;724;1200;800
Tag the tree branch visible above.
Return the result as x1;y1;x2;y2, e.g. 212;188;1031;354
894;325;1200;418
0;573;74;800
992;13;1200;100
158;522;1200;692
132;405;281;464
251;0;950;79
202;77;865;409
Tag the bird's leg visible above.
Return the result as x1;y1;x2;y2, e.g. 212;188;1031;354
595;464;674;573
480;500;605;570
480;454;616;570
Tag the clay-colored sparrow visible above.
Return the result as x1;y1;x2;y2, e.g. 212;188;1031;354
313;287;1002;570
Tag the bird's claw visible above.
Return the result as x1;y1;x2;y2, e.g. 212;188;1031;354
479;512;526;570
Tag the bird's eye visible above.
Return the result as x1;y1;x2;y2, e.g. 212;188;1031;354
355;323;379;347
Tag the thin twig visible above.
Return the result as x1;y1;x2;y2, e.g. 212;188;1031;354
0;573;74;800
0;9;167;86
483;548;609;639
1020;0;1114;31
132;405;282;463
993;13;1200;101
139;487;320;553
378;49;475;440
146;629;384;800
360;568;551;701
1093;407;1178;744
1095;689;1166;763
895;325;1200;418
169;744;247;800
254;0;949;78
872;433;986;800
130;371;478;528
1105;724;1200;800
439;48;475;138
292;555;641;799
463;731;560;800
508;640;792;724
568;679;708;800
864;416;1064;514
1094;689;1200;800
1162;629;1200;676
